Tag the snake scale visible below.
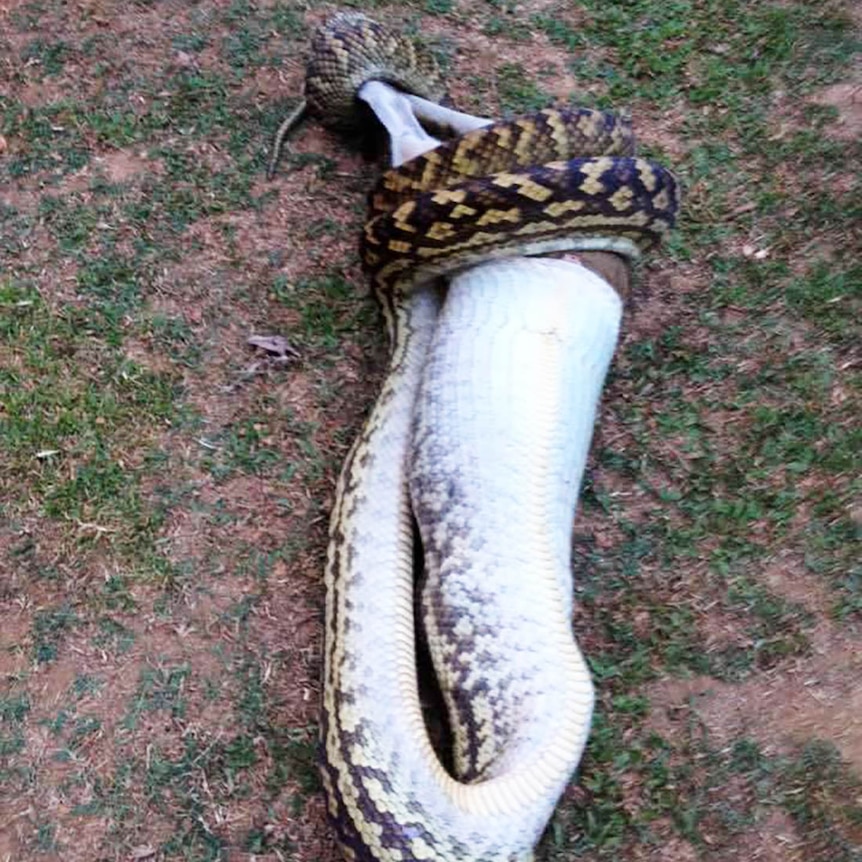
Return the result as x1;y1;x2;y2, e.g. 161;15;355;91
271;12;679;861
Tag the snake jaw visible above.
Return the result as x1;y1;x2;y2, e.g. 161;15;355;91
403;93;494;139
358;81;444;167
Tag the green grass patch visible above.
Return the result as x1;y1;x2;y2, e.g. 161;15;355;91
31;604;78;663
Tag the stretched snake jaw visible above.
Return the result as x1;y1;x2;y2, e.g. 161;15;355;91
357;81;498;167
357;81;497;167
358;81;444;167
403;93;493;139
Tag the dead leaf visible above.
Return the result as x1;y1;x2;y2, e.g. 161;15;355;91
247;334;300;361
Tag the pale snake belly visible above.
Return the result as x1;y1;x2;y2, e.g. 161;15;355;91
322;260;620;861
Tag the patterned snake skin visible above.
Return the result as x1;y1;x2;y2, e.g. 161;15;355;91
268;11;680;861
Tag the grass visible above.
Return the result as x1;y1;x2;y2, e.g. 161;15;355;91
544;723;862;859
0;0;860;859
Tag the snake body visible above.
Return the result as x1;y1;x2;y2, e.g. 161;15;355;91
323;262;620;861
274;12;680;861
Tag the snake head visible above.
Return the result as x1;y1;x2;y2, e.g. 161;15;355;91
304;12;448;131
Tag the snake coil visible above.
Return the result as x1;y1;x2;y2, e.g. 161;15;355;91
270;12;680;861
